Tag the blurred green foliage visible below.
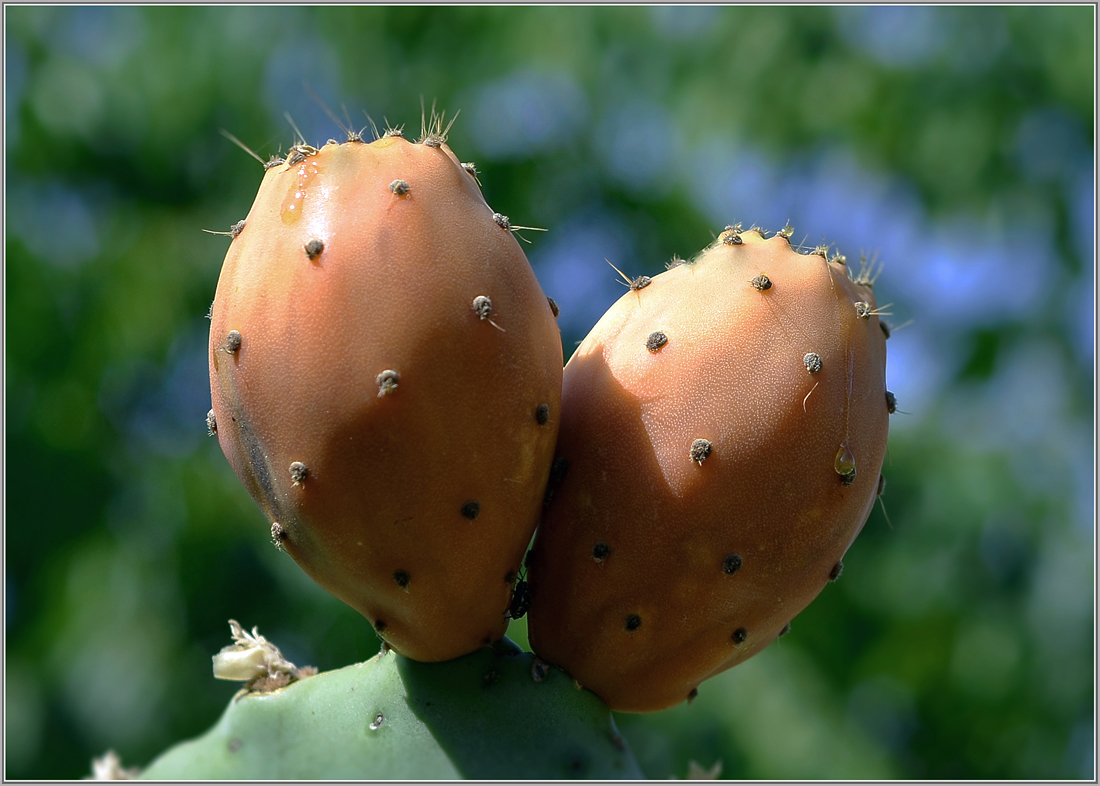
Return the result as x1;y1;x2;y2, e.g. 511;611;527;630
5;5;1094;780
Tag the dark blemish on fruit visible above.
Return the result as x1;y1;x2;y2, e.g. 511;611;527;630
394;569;410;589
543;456;570;506
461;500;481;520
206;409;217;436
536;403;550;425
374;619;387;633
880;320;892;339
646;331;668;353
732;627;747;645
687;688;699;704
625;614;642;632
723;553;743;575
690;438;713;465
389;179;410;197
547;297;559;317
376;369;400;397
504;571;516;585
720;224;743;245
751;274;772;291
304;238;324;260
225;330;242;354
289;461;308;485
886;390;897;414
778;224;794;240
829;561;844;581
472;295;493;320
508;580;531;620
803;352;822;373
592;542;610;563
270;522;287;551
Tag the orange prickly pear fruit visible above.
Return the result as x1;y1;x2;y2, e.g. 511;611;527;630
526;225;892;712
207;117;563;662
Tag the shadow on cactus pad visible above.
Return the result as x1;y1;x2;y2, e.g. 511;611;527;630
139;636;644;780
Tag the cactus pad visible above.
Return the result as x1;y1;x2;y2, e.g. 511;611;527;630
139;637;643;780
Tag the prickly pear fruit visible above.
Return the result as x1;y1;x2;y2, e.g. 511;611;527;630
208;122;563;662
526;226;890;712
139;635;644;780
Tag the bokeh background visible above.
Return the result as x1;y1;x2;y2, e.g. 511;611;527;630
5;5;1095;780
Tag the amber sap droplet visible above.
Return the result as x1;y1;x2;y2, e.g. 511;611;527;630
835;443;857;485
281;159;321;224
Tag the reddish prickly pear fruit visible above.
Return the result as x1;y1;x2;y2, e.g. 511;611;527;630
526;226;890;712
208;120;563;662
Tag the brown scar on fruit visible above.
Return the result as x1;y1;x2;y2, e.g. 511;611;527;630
690;438;713;465
224;330;242;354
375;369;400;397
624;614;642;632
304;238;324;260
543;456;570;506
606;259;651;293
492;212;547;243
417;100;458;147
719;224;744;245
722;553;743;575
393;570;411;591
270;522;288;552
592;542;610;563
751;274;772;291
461;500;481;520
471;295;505;332
731;627;747;645
460;162;482;186
646;331;668;353
202;219;247;239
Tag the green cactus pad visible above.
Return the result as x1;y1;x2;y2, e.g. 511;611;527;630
139;638;644;780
